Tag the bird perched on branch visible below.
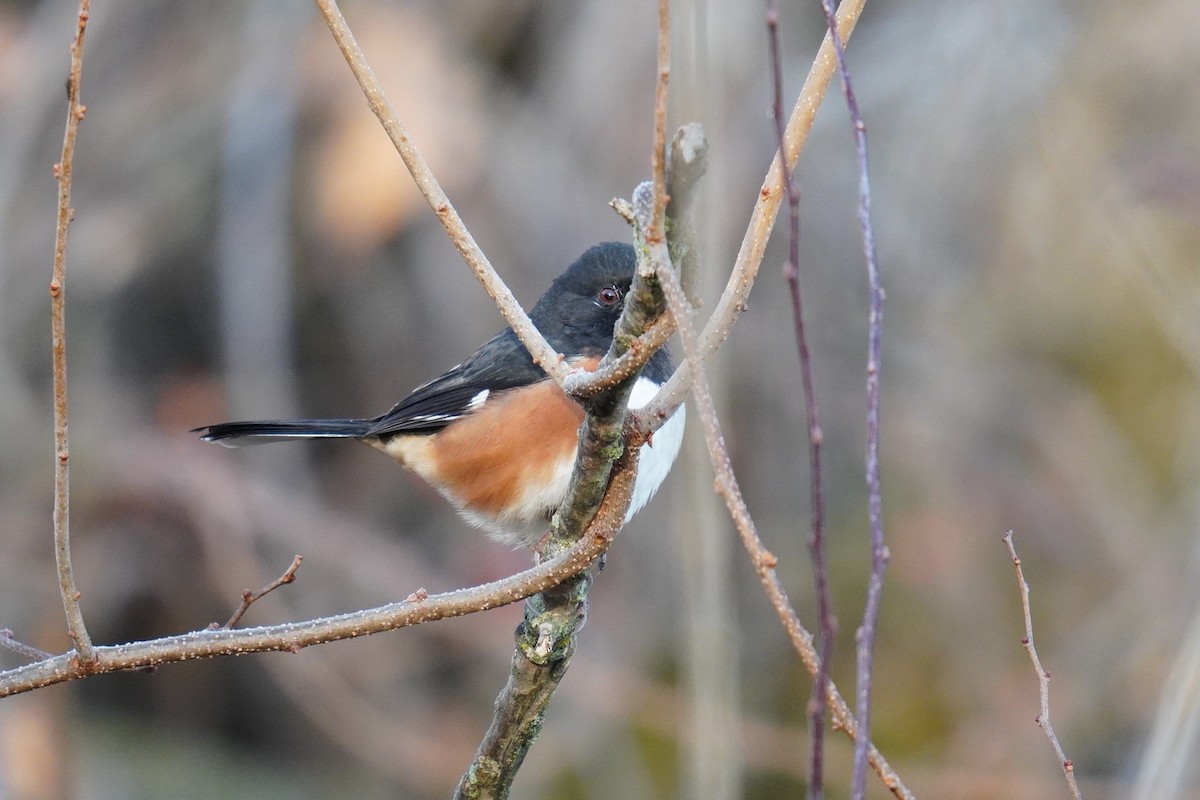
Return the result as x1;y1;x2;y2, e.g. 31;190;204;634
195;242;685;547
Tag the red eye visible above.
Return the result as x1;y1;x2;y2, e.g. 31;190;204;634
598;286;622;306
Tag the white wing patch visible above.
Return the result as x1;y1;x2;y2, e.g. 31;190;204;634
468;389;490;410
626;376;684;521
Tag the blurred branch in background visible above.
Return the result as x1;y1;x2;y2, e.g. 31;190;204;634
1133;591;1200;799
673;1;743;797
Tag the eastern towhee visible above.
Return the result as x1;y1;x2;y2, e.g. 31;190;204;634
195;242;685;547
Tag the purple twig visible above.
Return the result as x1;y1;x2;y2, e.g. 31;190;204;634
766;4;835;798
812;1;888;797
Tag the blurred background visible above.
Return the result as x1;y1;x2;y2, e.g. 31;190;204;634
1;0;1198;797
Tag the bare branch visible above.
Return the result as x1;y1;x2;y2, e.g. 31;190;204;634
800;0;890;795
0;515;628;699
310;0;568;384
1003;532;1083;800
765;4;835;797
649;0;671;245
454;457;637;799
50;0;95;664
214;554;304;630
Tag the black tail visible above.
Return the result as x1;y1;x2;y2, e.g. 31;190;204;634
194;418;374;447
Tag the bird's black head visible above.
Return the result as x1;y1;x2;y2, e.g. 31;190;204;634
531;242;672;382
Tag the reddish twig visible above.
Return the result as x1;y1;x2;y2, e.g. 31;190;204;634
809;1;889;795
1003;532;1083;799
766;4;834;798
0;630;54;663
50;0;95;664
649;0;670;245
214;555;304;630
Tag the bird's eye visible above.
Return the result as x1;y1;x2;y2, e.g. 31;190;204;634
597;285;622;307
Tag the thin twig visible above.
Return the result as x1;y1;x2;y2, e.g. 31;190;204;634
0;630;54;663
808;0;888;794
642;0;867;425
50;0;95;664
649;0;670;245
1003;532;1083;800
310;0;568;384
765;4;834;798
215;554;303;630
648;240;911;799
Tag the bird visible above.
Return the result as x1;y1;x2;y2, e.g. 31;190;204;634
194;242;686;548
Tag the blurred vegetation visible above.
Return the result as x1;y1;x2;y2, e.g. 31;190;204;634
1;0;1198;798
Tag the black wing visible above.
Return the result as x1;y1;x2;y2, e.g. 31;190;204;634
366;329;548;437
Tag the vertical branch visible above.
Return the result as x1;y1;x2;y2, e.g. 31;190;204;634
649;0;671;244
50;0;95;663
765;5;834;799
1003;532;1084;800
811;1;887;795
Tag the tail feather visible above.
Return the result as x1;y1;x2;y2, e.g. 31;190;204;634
194;418;373;447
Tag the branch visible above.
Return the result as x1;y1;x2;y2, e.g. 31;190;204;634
454;457;637;799
803;0;890;796
213;554;303;630
50;0;95;663
642;0;868;424
310;0;568;384
0;518;624;699
1003;532;1083;800
648;0;670;245
765;4;835;798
